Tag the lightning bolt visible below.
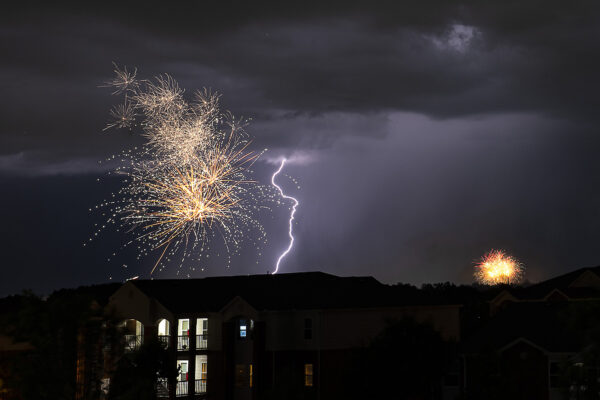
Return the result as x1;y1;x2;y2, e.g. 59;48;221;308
271;158;299;274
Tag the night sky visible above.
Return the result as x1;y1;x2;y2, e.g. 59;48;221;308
2;1;600;296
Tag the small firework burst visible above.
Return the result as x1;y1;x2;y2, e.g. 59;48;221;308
474;249;524;285
104;63;138;94
105;102;136;130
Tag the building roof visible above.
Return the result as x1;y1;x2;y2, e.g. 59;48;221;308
495;266;600;302
129;272;448;313
462;301;587;354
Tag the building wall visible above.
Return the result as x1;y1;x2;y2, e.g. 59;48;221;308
501;341;549;400
107;282;174;328
106;283;461;400
264;305;460;352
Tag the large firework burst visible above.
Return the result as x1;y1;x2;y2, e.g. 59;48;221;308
474;249;524;285
90;65;271;275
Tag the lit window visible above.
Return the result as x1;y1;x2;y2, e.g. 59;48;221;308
195;355;208;393
177;319;190;351
122;319;144;351
304;364;313;387
158;319;169;336
177;360;189;382
249;364;253;388
201;362;207;380
239;319;247;338
195;355;208;380
158;319;170;347
196;318;208;349
178;319;190;336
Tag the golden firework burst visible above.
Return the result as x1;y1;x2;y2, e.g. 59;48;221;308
92;66;272;275
474;249;524;285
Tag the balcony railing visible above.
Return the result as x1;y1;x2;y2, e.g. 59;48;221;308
158;335;170;348
177;335;190;351
124;334;142;351
195;379;207;393
196;334;208;349
156;378;169;398
176;381;188;397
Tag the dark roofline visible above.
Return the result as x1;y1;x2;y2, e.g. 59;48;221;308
527;265;600;290
492;265;600;302
130;271;378;284
123;271;458;313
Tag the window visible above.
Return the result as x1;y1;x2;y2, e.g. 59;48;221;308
304;364;313;387
122;319;143;351
158;319;170;336
235;364;248;387
158;319;170;347
239;319;247;338
157;377;169;398
176;361;189;396
196;318;208;349
195;355;207;393
178;319;190;336
249;364;253;388
177;360;189;382
178;319;190;350
202;318;208;335
195;355;208;380
201;362;207;380
549;361;562;388
304;318;312;340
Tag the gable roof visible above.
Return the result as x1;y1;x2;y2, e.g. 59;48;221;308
128;272;441;314
493;266;600;302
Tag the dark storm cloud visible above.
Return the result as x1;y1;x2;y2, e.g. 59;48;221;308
1;1;600;295
2;0;600;152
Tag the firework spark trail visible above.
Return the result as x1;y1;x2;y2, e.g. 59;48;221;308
271;158;299;274
92;65;273;276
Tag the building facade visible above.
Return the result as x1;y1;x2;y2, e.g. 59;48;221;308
462;266;600;400
106;272;462;399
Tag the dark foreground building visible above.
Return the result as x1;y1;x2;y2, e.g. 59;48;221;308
462;266;600;400
104;272;462;400
3;268;600;400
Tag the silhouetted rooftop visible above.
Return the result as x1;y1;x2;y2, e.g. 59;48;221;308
128;272;454;313
462;301;588;354
500;265;600;301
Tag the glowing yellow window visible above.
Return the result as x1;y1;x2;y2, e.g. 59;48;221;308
304;364;313;387
249;364;253;388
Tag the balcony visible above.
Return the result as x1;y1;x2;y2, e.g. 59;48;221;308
158;335;170;348
156;378;169;398
195;379;207;393
196;334;208;349
176;381;188;397
124;334;142;351
177;335;190;351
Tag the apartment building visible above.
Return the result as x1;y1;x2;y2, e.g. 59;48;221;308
106;272;462;399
